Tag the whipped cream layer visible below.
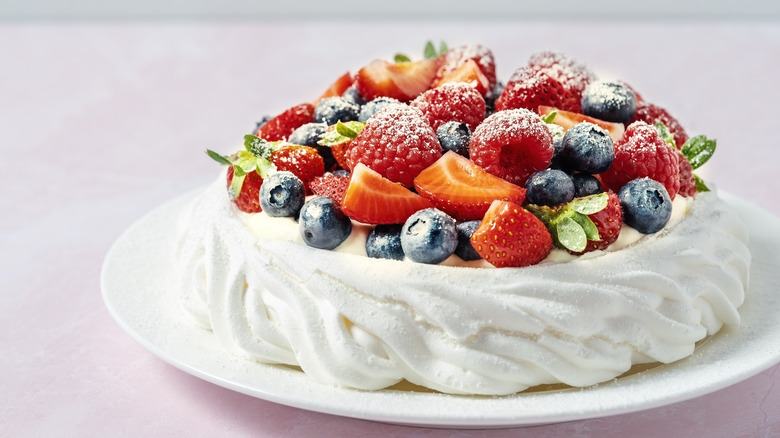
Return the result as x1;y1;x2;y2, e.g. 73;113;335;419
175;177;751;395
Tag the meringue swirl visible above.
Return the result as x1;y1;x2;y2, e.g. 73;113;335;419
175;178;750;395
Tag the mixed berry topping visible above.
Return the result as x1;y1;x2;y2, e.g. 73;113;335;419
207;42;717;268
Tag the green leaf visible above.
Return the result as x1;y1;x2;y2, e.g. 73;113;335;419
227;171;246;201
424;41;437;59
654;122;677;148
541;110;558;124
681;135;717;170
394;53;411;63
438;41;448;55
206;149;233;166
569;192;608;215
694;174;711;192
556;217;587;253
244;134;274;160
571;212;600;241
256;158;277;179
318;121;365;146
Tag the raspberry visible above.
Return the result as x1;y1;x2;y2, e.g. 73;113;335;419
495;68;579;113
527;51;597;108
674;147;697;197
346;105;441;187
410;82;486;132
631;102;689;148
254;103;315;141
469;109;554;186
600;121;681;199
309;173;350;205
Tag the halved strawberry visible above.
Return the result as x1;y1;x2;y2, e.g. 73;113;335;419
432;58;491;96
538;105;625;143
414;151;526;221
341;163;433;224
433;44;498;93
471;200;552;268
314;72;354;105
255;103;315;141
355;58;440;102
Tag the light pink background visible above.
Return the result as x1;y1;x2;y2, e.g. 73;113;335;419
2;21;779;437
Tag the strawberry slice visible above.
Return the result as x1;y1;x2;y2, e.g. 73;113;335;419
355;58;440;102
314;72;354;105
414;151;526;221
432;58;491;96
341;163;433;224
471;200;552;268
538;105;625;143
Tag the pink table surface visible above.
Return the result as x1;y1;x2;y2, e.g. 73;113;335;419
2;20;779;437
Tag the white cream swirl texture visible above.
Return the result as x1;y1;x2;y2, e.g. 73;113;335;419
175;178;751;395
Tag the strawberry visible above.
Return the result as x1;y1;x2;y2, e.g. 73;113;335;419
309;173;350;205
469;108;554;186
317;121;365;171
341;163;434;225
526;192;622;254
470;200;552;268
413;151;526;220
433;58;491;96
315;72;354;105
270;145;325;192
225;165;264;213
255;103;315;141
631;102;688;148
410;82;486;132
538;105;625;143
347;105;441;187
355;57;440;102
433;44;498;93
495;68;580;113
599;121;680;199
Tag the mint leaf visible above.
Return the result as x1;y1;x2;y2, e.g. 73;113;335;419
571;213;600;241
569;192;608;216
394;53;411;63
206;149;232;166
318;121;365;146
244;134;275;160
694;174;711;192
654;123;677;148
438;41;448;56
556;217;587;253
681;135;716;170
541;110;558;124
227;172;245;200
424;41;437;59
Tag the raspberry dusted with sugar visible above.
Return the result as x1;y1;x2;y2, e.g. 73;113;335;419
495;68;580;113
410;82;486;132
600;121;681;199
347;105;441;187
255;103;315;141
631;101;689;148
469;108;554;186
527;51;597;109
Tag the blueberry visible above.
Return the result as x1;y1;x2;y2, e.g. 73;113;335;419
299;197;353;249
618;178;673;234
560;122;614;174
485;81;504;116
436;121;471;157
288;122;327;147
259;171;305;217
571;173;603;197
400;208;458;264
581;81;637;124
366;224;405;260
546;123;566;170
341;85;367;106
454;220;482;261
314;97;360;125
358;97;402;122
253;115;272;133
525;169;575;206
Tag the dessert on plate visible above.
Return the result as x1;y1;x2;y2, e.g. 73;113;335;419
176;42;751;395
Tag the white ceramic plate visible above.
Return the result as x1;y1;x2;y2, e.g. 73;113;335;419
101;190;780;428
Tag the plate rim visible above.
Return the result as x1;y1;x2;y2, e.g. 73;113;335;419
101;189;780;428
